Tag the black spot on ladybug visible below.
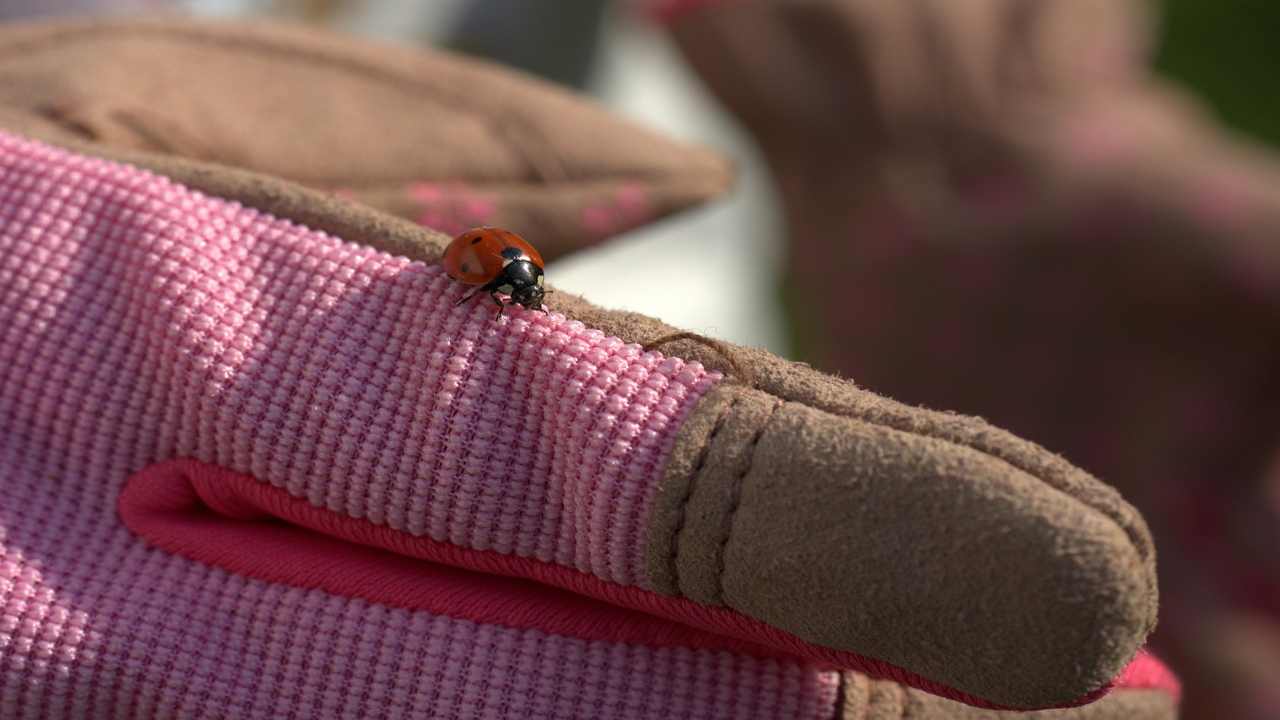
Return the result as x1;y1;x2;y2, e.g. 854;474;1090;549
461;262;472;273
470;236;483;244
500;246;523;260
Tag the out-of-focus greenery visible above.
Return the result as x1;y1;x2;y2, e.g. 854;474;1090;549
1155;0;1280;148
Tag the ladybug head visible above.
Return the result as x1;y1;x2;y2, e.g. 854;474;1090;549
511;282;545;312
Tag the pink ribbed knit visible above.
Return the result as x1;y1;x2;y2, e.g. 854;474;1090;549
0;130;718;590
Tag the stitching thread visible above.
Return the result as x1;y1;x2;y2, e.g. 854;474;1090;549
643;331;756;388
715;399;783;604
666;392;738;597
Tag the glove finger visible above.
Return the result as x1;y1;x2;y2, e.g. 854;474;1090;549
0;17;732;258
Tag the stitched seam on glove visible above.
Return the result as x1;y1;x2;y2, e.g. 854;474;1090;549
716;398;784;605
669;393;739;597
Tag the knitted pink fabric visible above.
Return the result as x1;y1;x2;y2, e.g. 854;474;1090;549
118;458;786;656
0;130;718;590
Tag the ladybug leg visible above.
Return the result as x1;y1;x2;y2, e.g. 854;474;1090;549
490;292;507;319
455;286;484;307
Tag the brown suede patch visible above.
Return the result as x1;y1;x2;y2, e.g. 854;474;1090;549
0;18;731;259
650;382;1150;708
649;385;783;603
842;674;1177;719
621;324;1160;706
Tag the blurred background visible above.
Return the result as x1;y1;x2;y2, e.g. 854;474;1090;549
5;1;1279;719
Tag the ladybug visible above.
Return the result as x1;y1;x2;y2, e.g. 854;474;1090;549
443;227;548;318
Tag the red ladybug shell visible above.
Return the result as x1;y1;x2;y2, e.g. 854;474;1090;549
443;227;544;285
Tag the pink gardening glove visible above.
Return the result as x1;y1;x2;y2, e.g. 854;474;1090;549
0;121;1181;720
1;17;1178;720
